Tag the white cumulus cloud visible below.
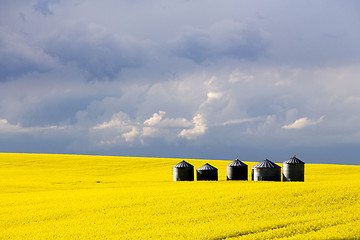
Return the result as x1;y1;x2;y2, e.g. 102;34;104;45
91;110;198;143
143;111;166;126
91;112;142;144
282;116;325;129
142;110;193;138
92;112;134;130
122;126;141;143
178;114;207;139
207;92;223;100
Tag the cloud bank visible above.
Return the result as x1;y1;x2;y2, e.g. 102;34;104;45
1;0;360;164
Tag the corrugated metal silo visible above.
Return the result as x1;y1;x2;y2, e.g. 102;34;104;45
227;159;248;180
251;159;281;181
283;156;305;182
173;160;194;181
197;163;218;181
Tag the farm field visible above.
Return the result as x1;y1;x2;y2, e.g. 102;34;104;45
0;153;359;239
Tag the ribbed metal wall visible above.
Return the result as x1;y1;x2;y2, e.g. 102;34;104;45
251;159;281;181
227;159;248;180
197;163;218;181
252;168;281;181
173;161;194;181
283;156;305;182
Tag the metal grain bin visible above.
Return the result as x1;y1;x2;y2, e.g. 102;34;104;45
197;163;218;181
251;159;281;181
173;160;194;181
227;159;248;180
283;156;305;182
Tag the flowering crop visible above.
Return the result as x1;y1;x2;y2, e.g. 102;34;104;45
0;153;359;239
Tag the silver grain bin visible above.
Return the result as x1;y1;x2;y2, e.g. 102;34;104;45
251;159;281;181
227;159;248;180
173;160;194;181
283;156;305;182
197;163;218;181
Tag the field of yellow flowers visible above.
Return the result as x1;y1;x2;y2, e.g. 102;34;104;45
0;153;359;239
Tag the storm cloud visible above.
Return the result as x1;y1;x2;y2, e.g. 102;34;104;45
1;0;360;164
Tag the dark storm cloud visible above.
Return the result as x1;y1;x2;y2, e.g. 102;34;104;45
0;30;56;81
43;28;146;80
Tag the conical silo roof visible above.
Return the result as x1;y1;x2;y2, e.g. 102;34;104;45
252;159;280;169
228;159;247;167
173;160;193;168
197;163;217;170
283;156;305;164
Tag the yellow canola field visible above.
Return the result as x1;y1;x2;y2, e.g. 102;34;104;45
0;153;359;240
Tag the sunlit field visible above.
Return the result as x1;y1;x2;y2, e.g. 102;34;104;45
0;153;359;239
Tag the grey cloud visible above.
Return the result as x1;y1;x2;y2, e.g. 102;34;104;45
1;0;360;164
174;22;268;63
33;0;59;16
21;97;92;127
43;27;147;80
0;31;57;81
261;1;360;66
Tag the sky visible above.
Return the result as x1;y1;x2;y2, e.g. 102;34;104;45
1;0;360;164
